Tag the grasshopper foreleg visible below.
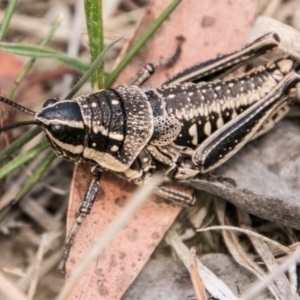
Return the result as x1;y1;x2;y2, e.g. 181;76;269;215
58;166;102;273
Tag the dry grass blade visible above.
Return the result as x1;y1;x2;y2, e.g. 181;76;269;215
197;225;294;255
17;232;61;293
198;210;300;299
237;210;296;300
289;263;298;295
27;234;49;299
60;0;85;97
190;247;207;300
165;227;239;300
215;201;283;298
240;247;300;300
0;272;28;300
1;267;25;277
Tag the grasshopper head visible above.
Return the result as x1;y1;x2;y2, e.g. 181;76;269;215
0;96;86;163
36;98;86;162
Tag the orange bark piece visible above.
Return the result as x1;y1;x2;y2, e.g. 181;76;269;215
0;53;24;152
66;1;258;299
0;52;24;78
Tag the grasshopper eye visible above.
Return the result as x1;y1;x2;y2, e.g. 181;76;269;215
43;98;57;107
50;124;68;140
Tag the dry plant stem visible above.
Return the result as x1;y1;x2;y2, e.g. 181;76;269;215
251;240;292;298
20;196;62;231
0;9;132;44
103;0;122;21
190;247;207;300
20;250;62;292
215;201;283;298
104;7;143;33
1;267;25;277
0;149;48;210
197;226;294;256
27;234;48;299
0;272;28;300
57;175;163;300
17;232;62;292
240;247;300;300
165;227;238;300
237;209;294;299
262;0;281;16
60;0;84;98
289;263;298;295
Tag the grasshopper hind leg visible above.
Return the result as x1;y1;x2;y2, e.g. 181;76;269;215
154;185;196;207
130;36;185;86
192;72;300;174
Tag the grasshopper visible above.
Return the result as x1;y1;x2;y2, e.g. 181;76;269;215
0;32;299;268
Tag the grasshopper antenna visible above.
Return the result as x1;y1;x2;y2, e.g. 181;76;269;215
0;96;39;131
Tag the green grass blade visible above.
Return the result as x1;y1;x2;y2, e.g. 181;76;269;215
65;37;121;99
16;151;56;200
84;0;105;89
105;0;181;87
0;43;89;72
0;141;48;180
0;127;41;165
0;0;18;41
7;15;63;99
0;151;55;222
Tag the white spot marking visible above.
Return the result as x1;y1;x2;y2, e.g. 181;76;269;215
204;122;212;136
216;117;224;128
231;110;238;119
111;145;119;152
188;123;198;145
109;132;124;141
